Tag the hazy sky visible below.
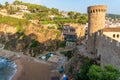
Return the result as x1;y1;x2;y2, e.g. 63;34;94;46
0;0;119;14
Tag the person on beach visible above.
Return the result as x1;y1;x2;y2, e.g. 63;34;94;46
62;74;68;80
59;66;64;74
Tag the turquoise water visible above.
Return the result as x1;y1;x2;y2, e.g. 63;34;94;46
0;56;17;80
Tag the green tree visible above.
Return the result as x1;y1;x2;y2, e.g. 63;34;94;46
76;58;93;80
68;11;75;19
87;65;103;80
51;8;59;15
24;13;38;20
13;0;22;5
0;4;3;8
30;40;39;48
5;1;9;8
74;12;81;19
103;65;120;80
37;12;50;21
87;65;120;80
78;15;88;24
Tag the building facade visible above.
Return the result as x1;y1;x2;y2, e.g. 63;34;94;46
63;25;77;48
63;24;86;48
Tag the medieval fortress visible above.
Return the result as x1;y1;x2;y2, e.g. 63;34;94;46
87;5;120;68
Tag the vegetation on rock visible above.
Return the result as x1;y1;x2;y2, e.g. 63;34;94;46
76;58;120;80
0;14;29;27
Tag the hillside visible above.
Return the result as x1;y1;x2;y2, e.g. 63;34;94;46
0;14;29;27
106;13;120;19
0;13;65;57
0;0;88;57
1;0;88;25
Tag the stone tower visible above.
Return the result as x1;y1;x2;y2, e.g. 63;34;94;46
87;5;107;53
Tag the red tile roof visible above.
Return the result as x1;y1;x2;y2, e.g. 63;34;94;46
103;27;120;32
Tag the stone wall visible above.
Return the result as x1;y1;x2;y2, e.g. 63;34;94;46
97;34;120;68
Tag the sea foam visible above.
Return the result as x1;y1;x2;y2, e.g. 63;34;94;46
0;56;17;80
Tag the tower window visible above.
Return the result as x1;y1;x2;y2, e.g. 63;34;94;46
99;9;100;12
113;34;115;38
90;10;92;13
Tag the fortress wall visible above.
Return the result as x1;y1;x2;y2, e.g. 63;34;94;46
87;5;120;68
97;34;120;68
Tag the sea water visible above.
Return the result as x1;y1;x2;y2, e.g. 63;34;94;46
0;56;17;80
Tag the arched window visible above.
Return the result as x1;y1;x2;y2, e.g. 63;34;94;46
90;10;92;13
99;9;100;12
113;34;115;38
117;34;119;38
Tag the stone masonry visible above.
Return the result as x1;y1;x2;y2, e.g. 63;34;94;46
87;5;107;53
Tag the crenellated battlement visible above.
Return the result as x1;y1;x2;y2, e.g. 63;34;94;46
88;5;107;13
100;34;120;48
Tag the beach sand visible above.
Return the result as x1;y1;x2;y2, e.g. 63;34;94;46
13;58;51;80
0;50;51;80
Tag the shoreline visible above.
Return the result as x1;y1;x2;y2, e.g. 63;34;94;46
0;50;24;80
12;58;23;80
0;55;17;80
0;49;61;80
9;62;17;80
12;55;51;80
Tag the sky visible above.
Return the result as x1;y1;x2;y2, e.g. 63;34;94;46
0;0;120;14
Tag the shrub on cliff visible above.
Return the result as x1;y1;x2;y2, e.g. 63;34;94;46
0;14;29;27
76;58;93;80
87;65;120;80
76;58;120;80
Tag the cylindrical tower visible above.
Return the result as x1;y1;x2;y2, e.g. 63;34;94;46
87;5;107;53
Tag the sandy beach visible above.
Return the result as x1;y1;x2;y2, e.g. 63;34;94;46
13;58;51;80
0;50;52;80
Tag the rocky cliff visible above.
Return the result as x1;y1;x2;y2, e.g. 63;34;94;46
64;48;85;77
64;47;96;78
0;23;64;57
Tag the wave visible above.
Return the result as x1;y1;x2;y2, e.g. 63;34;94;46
0;56;17;80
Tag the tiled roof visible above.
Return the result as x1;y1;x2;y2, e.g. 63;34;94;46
103;27;120;32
